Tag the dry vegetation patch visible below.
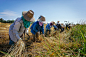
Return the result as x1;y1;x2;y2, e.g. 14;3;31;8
0;23;84;57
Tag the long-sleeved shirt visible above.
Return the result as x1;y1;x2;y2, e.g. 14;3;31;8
9;17;29;42
30;21;44;35
46;23;52;30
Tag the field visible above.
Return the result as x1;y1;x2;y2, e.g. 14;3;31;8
0;22;86;57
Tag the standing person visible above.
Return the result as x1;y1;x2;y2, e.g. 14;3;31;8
45;21;55;37
9;10;35;45
30;15;46;42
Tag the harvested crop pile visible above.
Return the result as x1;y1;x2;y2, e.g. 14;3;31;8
4;40;26;57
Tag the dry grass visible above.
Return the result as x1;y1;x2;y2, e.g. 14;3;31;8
4;40;25;57
0;22;83;57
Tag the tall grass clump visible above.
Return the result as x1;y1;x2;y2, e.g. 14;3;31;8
71;24;86;56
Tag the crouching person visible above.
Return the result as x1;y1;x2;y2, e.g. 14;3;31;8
9;10;35;45
30;16;46;42
45;21;55;37
53;24;58;31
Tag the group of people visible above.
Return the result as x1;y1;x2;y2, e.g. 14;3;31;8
66;23;71;30
9;10;46;45
9;10;68;45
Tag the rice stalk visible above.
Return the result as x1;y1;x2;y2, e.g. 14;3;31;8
4;39;26;57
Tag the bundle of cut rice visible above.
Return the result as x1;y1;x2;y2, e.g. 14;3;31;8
4;40;26;57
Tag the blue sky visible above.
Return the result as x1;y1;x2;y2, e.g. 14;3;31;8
0;0;86;24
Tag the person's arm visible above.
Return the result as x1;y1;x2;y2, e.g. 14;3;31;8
41;25;44;34
53;25;55;28
46;25;48;30
40;25;44;37
48;25;51;30
13;21;21;40
33;24;39;33
25;28;29;34
46;24;50;30
53;25;58;29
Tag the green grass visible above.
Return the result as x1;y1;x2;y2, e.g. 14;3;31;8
71;24;86;56
0;51;14;57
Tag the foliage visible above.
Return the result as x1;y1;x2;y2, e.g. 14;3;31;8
0;18;14;23
71;24;86;56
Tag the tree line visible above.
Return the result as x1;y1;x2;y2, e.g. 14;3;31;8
0;18;14;23
0;18;34;24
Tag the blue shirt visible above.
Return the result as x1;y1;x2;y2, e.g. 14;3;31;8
30;21;44;35
46;23;58;30
46;23;52;30
53;25;58;29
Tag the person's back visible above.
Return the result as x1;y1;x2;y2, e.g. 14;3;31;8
56;23;61;29
56;21;61;29
53;25;58;30
9;17;25;43
46;23;51;30
45;21;55;37
30;21;44;35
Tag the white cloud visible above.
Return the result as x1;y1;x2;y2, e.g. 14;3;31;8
0;10;18;17
0;10;21;20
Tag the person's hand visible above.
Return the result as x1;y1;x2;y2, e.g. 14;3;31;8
17;38;22;46
19;38;22;41
42;34;45;37
38;32;40;35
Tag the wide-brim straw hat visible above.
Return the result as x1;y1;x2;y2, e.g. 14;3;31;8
37;15;46;23
22;10;35;22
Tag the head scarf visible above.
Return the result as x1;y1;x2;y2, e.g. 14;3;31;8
50;23;53;26
39;22;43;26
22;16;30;28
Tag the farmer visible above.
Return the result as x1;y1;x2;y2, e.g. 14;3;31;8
45;21;55;37
9;10;35;45
53;23;58;31
68;23;71;29
60;23;65;33
66;23;69;30
56;21;61;30
30;15;46;42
